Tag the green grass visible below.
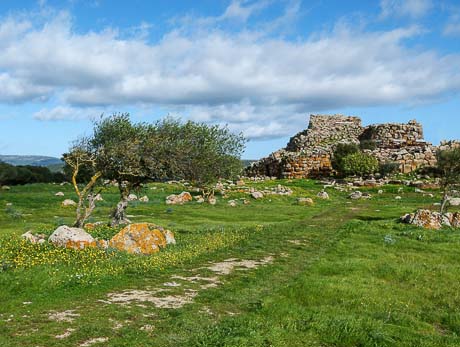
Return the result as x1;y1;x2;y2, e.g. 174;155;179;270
0;179;459;346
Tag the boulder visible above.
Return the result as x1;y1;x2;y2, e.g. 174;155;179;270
127;194;138;201
166;191;193;205
139;195;149;203
452;213;460;228
449;198;460;207
297;198;314;206
317;191;329;200
61;199;77;207
49;226;96;249
1;186;10;190
21;231;40;244
208;197;217;205
400;209;449;230
55;192;65;197
236;180;245;186
109;223;175;255
349;191;362;200
251;191;264;199
228;200;237;207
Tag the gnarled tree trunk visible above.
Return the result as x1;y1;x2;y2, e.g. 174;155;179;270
110;182;131;227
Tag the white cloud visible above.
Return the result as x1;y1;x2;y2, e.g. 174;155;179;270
0;2;459;139
380;0;433;19
443;12;460;36
33;106;104;120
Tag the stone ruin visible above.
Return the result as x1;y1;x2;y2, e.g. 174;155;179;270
245;114;450;179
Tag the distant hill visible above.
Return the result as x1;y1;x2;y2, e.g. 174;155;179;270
0;155;62;167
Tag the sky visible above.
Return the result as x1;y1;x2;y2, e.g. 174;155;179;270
0;0;459;160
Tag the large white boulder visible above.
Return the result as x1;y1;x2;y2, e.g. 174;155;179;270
49;225;95;249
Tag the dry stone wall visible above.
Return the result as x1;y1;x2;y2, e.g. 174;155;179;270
246;115;453;179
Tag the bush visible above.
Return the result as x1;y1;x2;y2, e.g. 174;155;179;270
360;140;377;151
379;162;400;177
341;152;379;177
332;143;360;174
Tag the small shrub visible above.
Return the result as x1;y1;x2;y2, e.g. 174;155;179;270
332;143;360;174
341;152;379;177
379;162;400;177
360;140;377;151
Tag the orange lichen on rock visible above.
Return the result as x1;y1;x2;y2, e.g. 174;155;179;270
109;223;175;255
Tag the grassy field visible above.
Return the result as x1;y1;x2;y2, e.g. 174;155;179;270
1;179;460;346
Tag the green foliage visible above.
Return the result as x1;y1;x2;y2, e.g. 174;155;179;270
437;147;460;188
436;147;460;212
332;143;360;174
341;152;379;177
0;161;64;186
379;161;400;177
360;139;377;151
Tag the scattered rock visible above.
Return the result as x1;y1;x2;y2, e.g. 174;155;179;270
378;190;384;194
349;191;362;200
127;194;138;201
251;191;264;199
49;225;95;249
109;223;175;255
139;195;149;203
61;199;77;207
1;186;10;190
316;191;329;199
395;196;402;200
55;192;65;197
208;197;217;205
21;231;46;244
166;192;193;205
228;200;237;207
297;198;314;206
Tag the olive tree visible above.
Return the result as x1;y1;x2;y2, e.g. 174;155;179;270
159;119;246;200
437;147;460;214
91;114;155;226
62;138;102;228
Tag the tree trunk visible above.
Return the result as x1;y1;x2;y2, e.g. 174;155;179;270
440;191;449;214
110;182;131;227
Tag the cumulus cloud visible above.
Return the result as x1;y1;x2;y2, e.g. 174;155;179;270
380;0;433;19
0;1;459;140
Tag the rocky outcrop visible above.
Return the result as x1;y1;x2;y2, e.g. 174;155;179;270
109;223;175;255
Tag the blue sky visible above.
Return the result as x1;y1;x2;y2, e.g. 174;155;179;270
0;0;459;159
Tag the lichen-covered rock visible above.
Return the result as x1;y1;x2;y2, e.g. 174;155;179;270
21;231;46;244
166;192;193;205
297;198;314;206
109;223;175;255
61;199;76;207
49;226;95;249
400;209;453;230
449;198;460;207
